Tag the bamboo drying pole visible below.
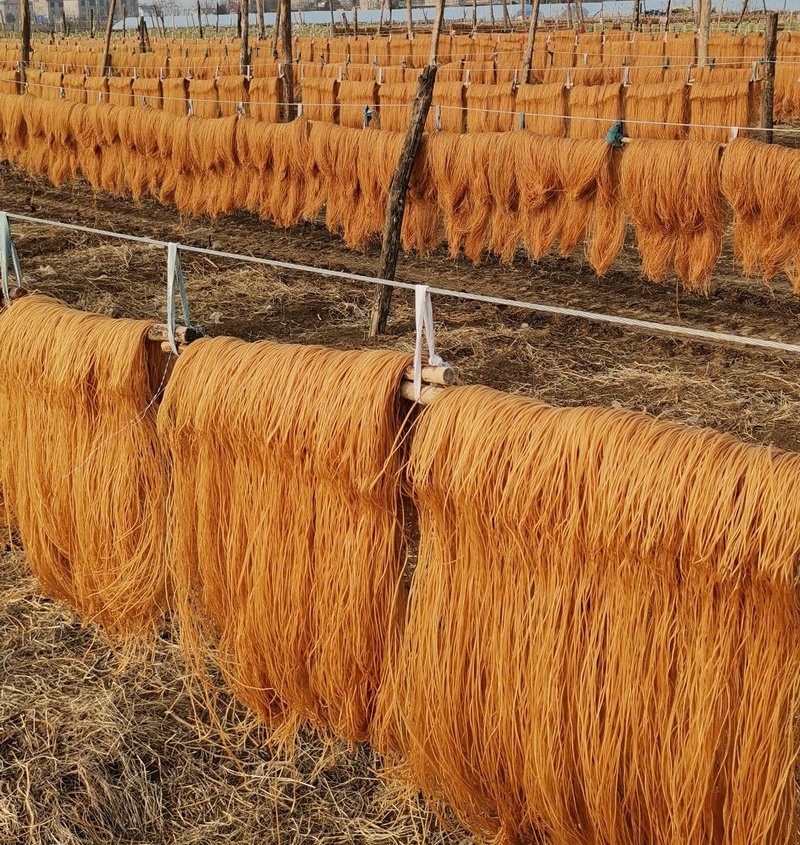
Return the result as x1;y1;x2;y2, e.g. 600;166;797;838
281;0;294;119
697;0;710;65
369;0;445;338
521;0;541;83
98;0;116;76
241;0;250;73
761;11;777;143
20;0;30;82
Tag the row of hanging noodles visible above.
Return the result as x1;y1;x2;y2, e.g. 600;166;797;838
11;29;781;74
16;72;765;138
1;294;798;844
1;93;799;292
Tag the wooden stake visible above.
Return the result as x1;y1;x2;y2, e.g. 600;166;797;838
272;0;281;58
196;0;203;37
472;0;477;31
406;0;413;38
240;0;250;74
378;0;386;34
354;5;358;35
489;0;496;29
761;10;777;143
369;0;445;338
256;0;265;39
633;0;640;30
736;0;749;28
98;0;116;76
122;4;126;40
20;0;31;81
501;0;510;27
697;0;710;65
280;0;293;119
521;0;541;83
575;0;584;28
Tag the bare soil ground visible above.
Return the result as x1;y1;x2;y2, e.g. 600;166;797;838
1;162;800;844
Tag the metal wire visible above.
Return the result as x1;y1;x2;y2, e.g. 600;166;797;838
6;210;800;357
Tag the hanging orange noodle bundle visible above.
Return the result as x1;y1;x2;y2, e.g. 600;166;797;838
623;81;688;140
621;139;725;293
566;83;623;140
0;295;170;637
158;337;411;745
721;137;800;291
377;385;800;845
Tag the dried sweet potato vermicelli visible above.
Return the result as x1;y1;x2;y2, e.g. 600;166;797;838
158;337;410;744
721;137;800;290
621;138;725;293
0;295;170;637
378;385;800;845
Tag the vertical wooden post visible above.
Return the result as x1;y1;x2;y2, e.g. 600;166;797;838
489;0;496;29
736;0;749;28
501;0;510;27
521;0;541;81
90;8;94;37
354;4;358;35
761;10;777;142
378;0;386;34
280;0;293;119
272;0;281;58
256;0;264;39
240;0;250;73
633;0;640;30
122;4;126;40
138;15;147;51
575;0;584;28
471;0;477;31
328;0;334;34
20;0;30;81
565;0;572;28
697;0;710;65
197;0;203;36
98;0;116;75
369;0;445;337
665;0;672;28
406;0;413;38
62;8;67;35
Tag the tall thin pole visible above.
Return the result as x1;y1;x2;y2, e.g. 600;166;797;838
99;0;116;75
280;0;293;119
240;0;250;73
761;10;778;143
736;0;748;28
521;0;541;83
272;0;281;58
406;0;413;38
197;0;203;37
256;0;265;39
697;0;710;65
20;0;30;81
633;0;640;30
370;0;446;337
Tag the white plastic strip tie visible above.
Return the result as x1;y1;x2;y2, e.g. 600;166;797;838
166;243;191;356
0;212;22;304
413;284;446;401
